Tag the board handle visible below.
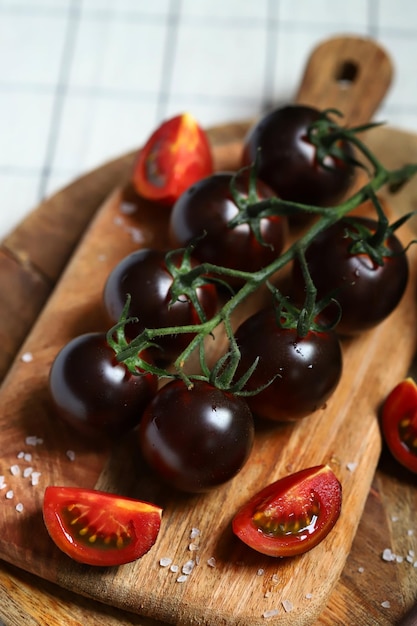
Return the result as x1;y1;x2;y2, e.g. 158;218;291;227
295;35;393;126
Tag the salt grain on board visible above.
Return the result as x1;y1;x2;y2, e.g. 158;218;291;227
346;461;358;472
382;548;395;562
282;600;293;613
20;352;33;363
25;436;43;446
159;557;173;568
176;575;188;583
381;601;391;609
207;557;216;568
23;467;33;478
5;490;13;499
182;560;195;575
262;609;280;619
0;476;5;490
31;472;41;486
15;503;24;513
66;450;76;461
10;464;20;476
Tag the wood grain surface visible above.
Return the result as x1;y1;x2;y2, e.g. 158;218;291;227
1;36;417;625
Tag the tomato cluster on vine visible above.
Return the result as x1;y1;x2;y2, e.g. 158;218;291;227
45;106;417;563
49;105;413;494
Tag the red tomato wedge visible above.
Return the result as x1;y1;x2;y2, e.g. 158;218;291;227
232;465;341;557
381;377;417;473
132;112;213;206
43;486;162;566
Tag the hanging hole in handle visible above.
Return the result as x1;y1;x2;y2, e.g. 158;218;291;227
336;60;359;88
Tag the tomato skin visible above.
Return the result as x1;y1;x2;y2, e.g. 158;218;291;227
291;216;409;335
139;380;255;493
232;465;342;557
241;105;354;208
381;378;417;474
49;332;157;438
43;486;162;566
234;307;343;421
103;248;218;363
132;113;213;206
169;171;288;283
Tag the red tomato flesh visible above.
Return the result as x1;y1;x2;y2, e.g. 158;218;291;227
381;378;417;474
43;486;162;566
132;112;213;206
232;465;341;557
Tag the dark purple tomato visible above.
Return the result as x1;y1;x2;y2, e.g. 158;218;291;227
169;171;288;284
291;216;409;335
234;307;343;422
103;248;218;363
139;380;255;492
49;332;157;438
241;105;354;209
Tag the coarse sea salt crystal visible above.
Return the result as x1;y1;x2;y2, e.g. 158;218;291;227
0;476;6;490
282;600;293;613
66;450;76;461
358;567;365;573
305;593;313;600
24;453;32;462
159;557;172;568
23;467;33;478
207;557;216;568
17;451;25;459
262;609;279;619
188;542;199;551
176;575;188;583
346;461;358;472
21;352;33;363
31;472;41;486
182;560;195;575
10;464;20;476
15;503;24;513
381;600;391;609
382;548;395;562
25;436;43;446
190;527;200;539
170;564;179;573
5;490;13;499
120;202;137;215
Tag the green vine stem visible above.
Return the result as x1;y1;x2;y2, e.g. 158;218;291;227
111;126;417;391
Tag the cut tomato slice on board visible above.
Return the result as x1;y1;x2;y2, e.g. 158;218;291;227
132;112;213;206
43;486;162;566
381;377;417;474
232;465;342;557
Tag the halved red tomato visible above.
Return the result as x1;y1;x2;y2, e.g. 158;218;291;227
381;377;417;474
43;486;162;566
132;112;213;206
232;465;341;557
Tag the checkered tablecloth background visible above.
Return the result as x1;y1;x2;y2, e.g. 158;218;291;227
1;0;417;240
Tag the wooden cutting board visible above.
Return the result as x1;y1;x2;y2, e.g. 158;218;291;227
1;36;417;626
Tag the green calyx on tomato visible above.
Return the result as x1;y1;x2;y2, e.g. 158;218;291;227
132;112;213;206
232;465;342;557
381;378;417;474
43;486;162;566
